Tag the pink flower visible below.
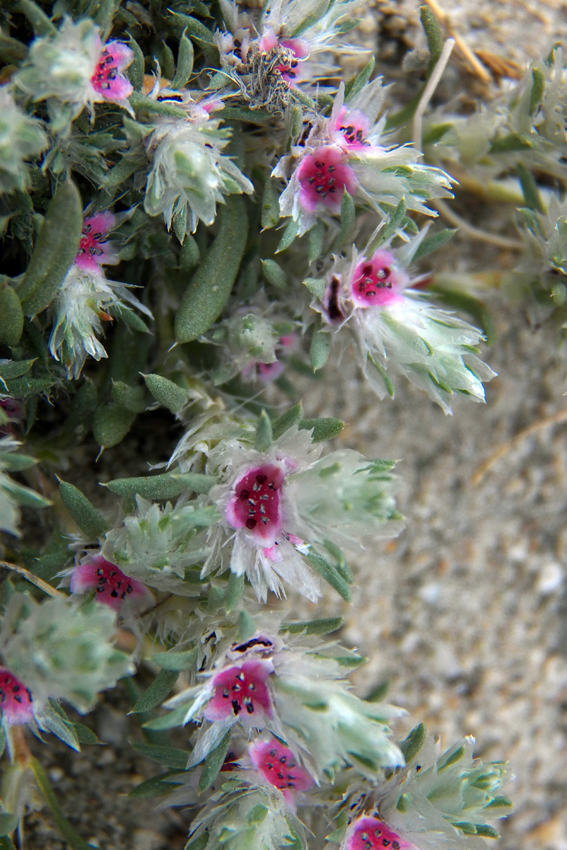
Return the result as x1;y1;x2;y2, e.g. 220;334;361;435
256;360;285;382
225;464;285;546
0;667;33;726
345;817;418;850
333;106;371;151
297;145;357;213
91;41;133;104
203;659;273;723
69;555;148;612
74;211;118;272
249;737;313;803
350;250;407;308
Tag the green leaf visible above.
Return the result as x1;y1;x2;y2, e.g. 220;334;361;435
175;196;248;343
437;744;465;771
198;729;232;793
143;374;187;413
131;742;190;769
0;283;23;347
238;610;255;641
168;12;214;43
399;723;426;762
153;647;198;671
18;179;82;316
129;91;187;119
104;471;216;500
221;106;272;125
0;814;18;837
93;403;136;449
474;825;499;839
412;229;456;262
309;324;331;372
261;259;287;289
280;617;343;636
306;551;351;601
367;199;407;255
15;0;56;36
172;31;194;88
307;220;325;263
2;479;51;509
0;454;37;472
225;571;245;612
0;836;16;849
427;287;495;345
335;190;355;248
272;402;303;439
261;179;281;229
179;234;201;272
185;831;210;850
0;359;35;383
142;704;189;731
276;219;299;253
368;353;395;397
485;796;513;809
129;770;184;798
71;722;100;745
420;5;444;72
131;670;179;713
529;66;545;114
111;381;146;413
364;680;390;702
344;56;375;102
126;34;144;90
302;277;326;299
516;162;544;213
299;418;344;442
254;409;273;451
58;479;108;539
422;122;453;145
489;133;532;153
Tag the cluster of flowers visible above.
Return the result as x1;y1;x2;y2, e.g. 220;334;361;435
0;0;516;846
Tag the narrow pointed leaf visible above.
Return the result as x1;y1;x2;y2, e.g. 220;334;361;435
175;196;248;343
58;479;108;539
19;179;82;316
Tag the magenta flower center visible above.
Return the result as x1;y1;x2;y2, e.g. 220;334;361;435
335;108;371;150
78;223;107;263
70;556;146;612
251;738;313;794
297;146;357;213
227;464;284;543
348;817;413;850
0;668;33;726
351;251;402;308
205;661;273;721
92;48;121;94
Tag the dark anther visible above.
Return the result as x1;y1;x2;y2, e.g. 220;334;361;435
231;700;241;714
246;518;257;529
246;702;254;714
392;843;400;849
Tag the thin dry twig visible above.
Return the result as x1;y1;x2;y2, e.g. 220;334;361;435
434;198;524;251
0;561;64;598
472;407;567;485
413;37;455;150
